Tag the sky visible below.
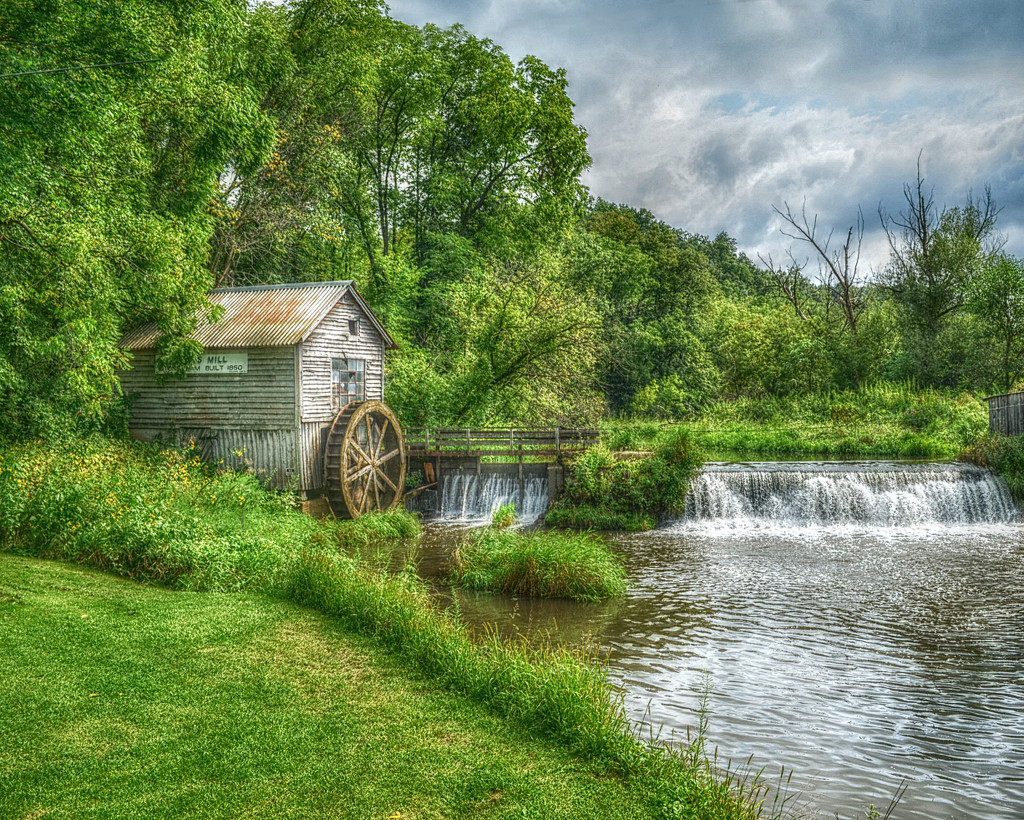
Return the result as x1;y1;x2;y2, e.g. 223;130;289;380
385;0;1024;273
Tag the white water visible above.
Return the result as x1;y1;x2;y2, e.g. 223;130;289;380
679;461;1016;533
437;473;549;524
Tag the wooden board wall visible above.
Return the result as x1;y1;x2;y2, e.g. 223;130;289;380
987;392;1024;436
125;426;300;490
121;346;298;430
299;296;386;424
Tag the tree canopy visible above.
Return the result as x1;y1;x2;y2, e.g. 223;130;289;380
1;0;1022;438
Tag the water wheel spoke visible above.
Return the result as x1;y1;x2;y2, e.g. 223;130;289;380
346;462;374;482
375;466;398;493
364;417;374;455
377;447;400;466
358;477;371;514
371;470;384;509
373;419;390;459
347;439;372;466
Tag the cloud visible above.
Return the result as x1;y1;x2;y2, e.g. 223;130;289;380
387;0;1024;266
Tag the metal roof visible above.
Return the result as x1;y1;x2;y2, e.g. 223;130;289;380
119;281;397;350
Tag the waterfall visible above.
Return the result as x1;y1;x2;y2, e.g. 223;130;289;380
435;472;549;525
680;461;1017;530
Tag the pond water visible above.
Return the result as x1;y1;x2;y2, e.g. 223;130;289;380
410;461;1024;819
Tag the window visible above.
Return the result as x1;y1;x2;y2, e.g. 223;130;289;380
331;358;364;409
348;319;360;336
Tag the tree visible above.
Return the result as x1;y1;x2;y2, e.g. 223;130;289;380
876;164;1003;387
968;255;1024;393
207;0;387;287
0;0;273;436
880;165;1000;333
384;243;602;425
572;202;719;415
767;201;866;336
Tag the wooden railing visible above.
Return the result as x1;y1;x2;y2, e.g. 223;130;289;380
404;427;599;459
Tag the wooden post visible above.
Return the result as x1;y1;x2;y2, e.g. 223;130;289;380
466;427;470;455
518;444;524;511
555;427;560;457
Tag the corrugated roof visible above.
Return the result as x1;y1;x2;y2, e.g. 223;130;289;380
119;281;396;350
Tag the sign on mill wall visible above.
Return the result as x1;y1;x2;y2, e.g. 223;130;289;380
187;353;249;374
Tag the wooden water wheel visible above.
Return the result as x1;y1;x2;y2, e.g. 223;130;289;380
323;400;406;518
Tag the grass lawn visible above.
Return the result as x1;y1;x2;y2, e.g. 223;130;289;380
0;554;654;820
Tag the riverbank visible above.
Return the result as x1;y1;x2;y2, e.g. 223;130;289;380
605;383;987;460
0;438;770;820
0;554;653;819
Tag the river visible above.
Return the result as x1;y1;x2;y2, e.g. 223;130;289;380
410;460;1024;819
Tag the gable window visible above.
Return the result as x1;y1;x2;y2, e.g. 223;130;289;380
331;358;365;409
348;319;360;336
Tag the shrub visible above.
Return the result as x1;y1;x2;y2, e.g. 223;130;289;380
547;429;703;530
491;502;517;530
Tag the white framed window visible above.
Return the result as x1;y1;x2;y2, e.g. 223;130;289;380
331;358;365;409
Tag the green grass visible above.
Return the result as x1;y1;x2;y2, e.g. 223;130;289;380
0;554;654;819
449;526;628;602
544;504;656;533
0;437;775;820
603;381;988;459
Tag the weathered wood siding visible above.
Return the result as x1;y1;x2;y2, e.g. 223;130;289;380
119;346;300;490
123;427;300;490
987;392;1024;436
300;421;329;492
299;295;385;423
121;346;298;430
297;296;385;493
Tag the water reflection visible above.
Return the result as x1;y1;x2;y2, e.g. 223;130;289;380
400;522;1024;820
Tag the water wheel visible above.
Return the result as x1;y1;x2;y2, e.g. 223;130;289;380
323;400;406;518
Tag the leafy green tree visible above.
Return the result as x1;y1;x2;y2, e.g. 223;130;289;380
207;0;386;287
967;255;1024;393
706;301;833;398
0;0;273;436
385;238;601;425
880;167;1000;386
571;202;718;415
409;29;590;256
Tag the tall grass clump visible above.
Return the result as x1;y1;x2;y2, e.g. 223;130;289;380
547;429;703;531
450;523;627;602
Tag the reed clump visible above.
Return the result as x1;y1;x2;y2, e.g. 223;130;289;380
449;521;627;602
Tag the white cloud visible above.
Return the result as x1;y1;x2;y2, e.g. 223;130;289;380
387;0;1024;265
